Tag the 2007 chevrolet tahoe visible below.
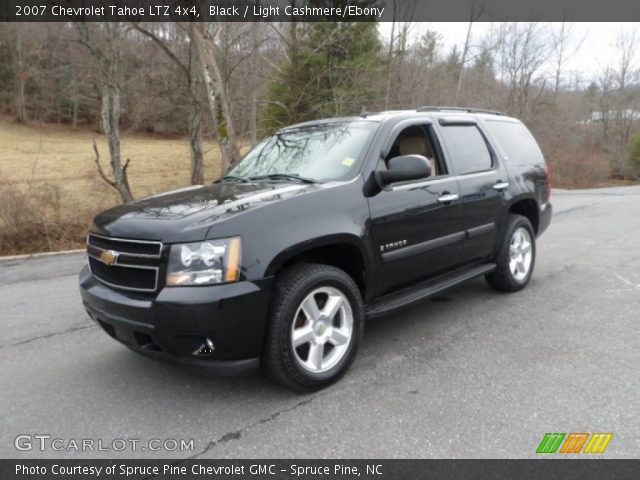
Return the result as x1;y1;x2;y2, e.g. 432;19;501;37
80;107;552;391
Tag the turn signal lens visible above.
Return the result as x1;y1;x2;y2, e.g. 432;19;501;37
224;237;241;282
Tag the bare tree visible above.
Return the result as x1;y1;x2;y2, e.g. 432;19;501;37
15;28;27;123
495;23;550;118
453;2;486;106
249;22;259;146
132;23;205;185
598;28;640;175
550;22;585;97
11;24;45;123
384;0;418;109
383;4;397;110
75;22;133;203
187;23;241;173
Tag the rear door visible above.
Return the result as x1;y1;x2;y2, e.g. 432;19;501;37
435;118;508;263
367;121;465;296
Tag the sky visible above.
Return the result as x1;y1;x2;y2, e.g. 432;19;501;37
378;22;639;85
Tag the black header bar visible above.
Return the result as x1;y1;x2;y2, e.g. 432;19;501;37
1;0;640;22
2;459;640;480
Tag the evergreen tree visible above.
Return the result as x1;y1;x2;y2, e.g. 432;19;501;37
263;15;383;131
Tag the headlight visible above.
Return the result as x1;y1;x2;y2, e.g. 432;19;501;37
166;237;241;286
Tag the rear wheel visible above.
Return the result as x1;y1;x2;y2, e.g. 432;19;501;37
262;263;364;391
486;214;536;292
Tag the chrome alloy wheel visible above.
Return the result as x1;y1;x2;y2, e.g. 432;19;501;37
290;287;354;374
509;227;533;281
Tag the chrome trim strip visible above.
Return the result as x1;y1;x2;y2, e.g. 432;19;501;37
455;169;497;178
389;169;497;192
87;233;163;258
86;242;160;260
391;176;452;191
381;231;466;263
89;270;158;293
87;256;159;293
467;222;495;239
87;253;159;271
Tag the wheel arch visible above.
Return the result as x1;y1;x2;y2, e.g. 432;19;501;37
265;234;373;300
507;196;540;234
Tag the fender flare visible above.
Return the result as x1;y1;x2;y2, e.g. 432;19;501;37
264;234;375;297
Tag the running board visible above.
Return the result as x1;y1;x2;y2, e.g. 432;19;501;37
366;263;496;318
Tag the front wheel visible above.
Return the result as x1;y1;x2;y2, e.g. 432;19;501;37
262;263;364;392
486;214;536;292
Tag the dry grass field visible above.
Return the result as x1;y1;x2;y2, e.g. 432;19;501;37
0;117;223;255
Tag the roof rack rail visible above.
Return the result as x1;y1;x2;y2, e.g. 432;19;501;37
416;106;505;116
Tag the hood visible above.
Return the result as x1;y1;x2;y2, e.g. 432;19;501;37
91;182;318;242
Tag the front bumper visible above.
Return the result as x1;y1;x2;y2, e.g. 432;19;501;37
79;266;272;374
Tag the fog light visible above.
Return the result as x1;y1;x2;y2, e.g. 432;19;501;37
193;338;215;356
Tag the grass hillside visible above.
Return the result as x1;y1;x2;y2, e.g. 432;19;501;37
0;117;223;255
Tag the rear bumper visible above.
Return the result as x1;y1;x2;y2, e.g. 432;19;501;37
79;266;272;374
538;202;553;237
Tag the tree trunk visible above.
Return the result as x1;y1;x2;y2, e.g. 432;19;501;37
384;19;396;110
74;22;134;203
101;83;133;203
196;47;227;169
249;22;259;147
135;23;206;184
188;104;204;184
190;23;241;173
15;31;28;124
454;20;474;106
188;38;205;185
72;95;78;129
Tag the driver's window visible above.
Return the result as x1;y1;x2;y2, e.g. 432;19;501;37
381;125;445;178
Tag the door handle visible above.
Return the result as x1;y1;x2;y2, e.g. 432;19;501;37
493;181;509;191
437;193;459;204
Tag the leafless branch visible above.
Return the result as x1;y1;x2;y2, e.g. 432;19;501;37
92;139;116;188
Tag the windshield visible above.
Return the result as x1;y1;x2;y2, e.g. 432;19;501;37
226;122;378;183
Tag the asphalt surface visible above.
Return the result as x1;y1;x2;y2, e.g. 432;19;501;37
1;186;639;459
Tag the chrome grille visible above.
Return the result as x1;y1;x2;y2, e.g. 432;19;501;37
87;234;163;292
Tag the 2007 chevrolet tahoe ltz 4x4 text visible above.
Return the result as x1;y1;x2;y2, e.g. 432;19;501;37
80;107;552;391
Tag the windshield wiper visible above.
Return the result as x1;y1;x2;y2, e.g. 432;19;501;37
215;175;251;183
250;173;317;184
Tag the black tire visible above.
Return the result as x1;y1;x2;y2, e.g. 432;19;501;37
485;214;536;292
262;263;364;392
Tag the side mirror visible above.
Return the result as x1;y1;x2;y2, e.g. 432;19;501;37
376;155;431;187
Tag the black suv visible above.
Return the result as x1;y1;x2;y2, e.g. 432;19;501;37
80;107;552;391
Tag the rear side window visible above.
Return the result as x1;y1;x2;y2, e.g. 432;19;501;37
484;120;544;166
439;125;493;174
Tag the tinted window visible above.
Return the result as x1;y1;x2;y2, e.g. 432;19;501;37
484;120;544;165
382;124;444;176
440;125;493;174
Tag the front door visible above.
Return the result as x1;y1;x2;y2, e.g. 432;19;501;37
368;123;465;296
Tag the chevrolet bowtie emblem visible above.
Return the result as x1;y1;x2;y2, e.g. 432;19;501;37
99;250;119;266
